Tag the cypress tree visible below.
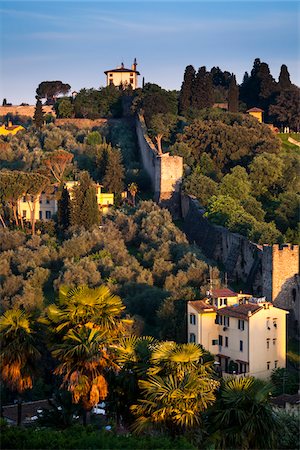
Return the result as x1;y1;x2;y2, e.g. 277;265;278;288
33;96;45;130
192;66;207;110
192;66;214;110
71;172;99;229
278;64;292;90
228;74;239;112
57;186;71;231
179;65;196;114
103;149;125;196
82;186;99;228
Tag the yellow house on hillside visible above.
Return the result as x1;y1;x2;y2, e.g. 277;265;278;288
18;182;114;222
65;181;114;214
188;288;288;380
247;107;264;123
0;121;25;136
104;59;140;89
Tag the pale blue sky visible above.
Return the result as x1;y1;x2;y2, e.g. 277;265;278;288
0;1;299;104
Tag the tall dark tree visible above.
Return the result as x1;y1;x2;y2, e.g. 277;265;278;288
103;149;125;196
179;65;196;114
228;74;239;112
192;66;214;110
57;186;71;231
270;85;300;130
240;58;261;108
278;64;292;90
33;96;45;130
71;172;99;229
257;62;277;110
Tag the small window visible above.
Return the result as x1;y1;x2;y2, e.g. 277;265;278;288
225;337;228;347
273;338;276;345
212;339;218;345
274;360;278;369
273;319;277;329
219;335;223;346
22;210;27;218
190;313;196;325
39;211;43;220
215;315;219;325
130;72;133;76
45;211;52;219
130;78;134;84
220;298;223;306
109;73;113;77
238;320;245;331
267;361;270;370
46;199;50;204
224;316;230;327
39;199;42;204
220;316;223;325
224;298;228;305
266;339;270;349
240;340;243;352
189;333;196;343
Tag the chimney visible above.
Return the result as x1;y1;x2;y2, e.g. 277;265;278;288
132;58;137;71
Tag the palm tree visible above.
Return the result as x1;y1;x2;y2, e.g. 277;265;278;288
44;285;126;423
0;308;40;425
209;376;279;449
52;326;109;416
131;371;218;435
44;285;125;337
148;341;214;380
130;341;219;435
128;182;138;206
108;335;156;425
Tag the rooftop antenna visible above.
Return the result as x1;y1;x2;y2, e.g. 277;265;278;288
206;266;214;296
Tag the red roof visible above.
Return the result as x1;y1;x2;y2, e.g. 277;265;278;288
217;303;262;319
188;300;216;313
247;107;264;112
211;288;237;298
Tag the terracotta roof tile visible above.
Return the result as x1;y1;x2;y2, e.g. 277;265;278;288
217;303;262;319
211;288;237;298
188;300;216;313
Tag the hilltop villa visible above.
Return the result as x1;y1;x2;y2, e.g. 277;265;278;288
104;59;140;89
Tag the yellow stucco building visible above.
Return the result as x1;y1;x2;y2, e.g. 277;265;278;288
188;288;288;379
18;182;114;222
247;107;264;123
0;121;25;136
104;59;140;89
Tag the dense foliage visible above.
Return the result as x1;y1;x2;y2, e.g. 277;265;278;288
172;109;299;244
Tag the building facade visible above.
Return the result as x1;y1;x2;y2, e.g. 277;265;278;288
18;182;114;222
188;289;288;379
104;59;140;89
